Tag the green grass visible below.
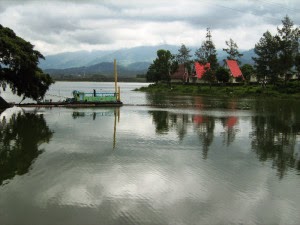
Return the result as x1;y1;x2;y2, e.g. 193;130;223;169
135;82;300;99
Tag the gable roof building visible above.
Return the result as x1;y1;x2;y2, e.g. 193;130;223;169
170;64;189;82
194;62;210;79
225;60;244;80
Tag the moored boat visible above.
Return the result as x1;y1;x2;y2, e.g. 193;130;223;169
15;59;123;108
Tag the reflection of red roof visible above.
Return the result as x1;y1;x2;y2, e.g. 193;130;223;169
195;62;210;79
226;60;243;78
193;115;203;124
226;116;238;128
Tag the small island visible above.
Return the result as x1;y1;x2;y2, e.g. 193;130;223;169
137;16;300;99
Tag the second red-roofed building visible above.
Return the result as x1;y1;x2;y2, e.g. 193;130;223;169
225;60;244;82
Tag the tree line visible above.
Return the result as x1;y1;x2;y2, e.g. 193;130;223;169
146;15;300;86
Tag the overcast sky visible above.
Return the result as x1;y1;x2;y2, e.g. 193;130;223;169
0;0;299;55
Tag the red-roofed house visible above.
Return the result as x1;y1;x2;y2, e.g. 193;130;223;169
170;64;189;83
194;62;210;80
225;60;244;82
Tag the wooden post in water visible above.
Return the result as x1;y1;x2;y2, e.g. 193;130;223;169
114;59;118;99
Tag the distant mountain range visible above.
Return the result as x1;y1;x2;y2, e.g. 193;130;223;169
40;44;255;78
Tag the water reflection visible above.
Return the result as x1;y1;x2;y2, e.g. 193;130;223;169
71;108;120;149
148;100;300;178
250;101;300;179
220;116;239;146
0;109;53;185
72;111;116;119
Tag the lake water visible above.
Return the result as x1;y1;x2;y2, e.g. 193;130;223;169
0;82;300;225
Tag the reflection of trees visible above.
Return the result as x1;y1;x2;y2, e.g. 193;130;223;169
251;112;300;179
193;116;215;159
149;111;189;139
148;97;300;178
173;114;188;141
0;112;53;185
149;110;216;158
220;116;239;146
149;111;169;134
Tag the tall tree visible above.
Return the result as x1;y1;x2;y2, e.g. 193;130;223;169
195;28;219;85
295;53;300;80
215;67;230;83
253;16;300;85
253;31;281;84
146;49;176;83
277;15;300;83
195;28;219;70
223;38;243;65
0;25;54;102
176;44;192;74
176;44;192;64
241;64;255;83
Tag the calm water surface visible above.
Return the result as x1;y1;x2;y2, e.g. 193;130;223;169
0;82;300;225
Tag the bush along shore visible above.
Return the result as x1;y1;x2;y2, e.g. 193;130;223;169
135;82;300;99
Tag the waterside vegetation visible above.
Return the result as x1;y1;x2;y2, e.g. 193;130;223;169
137;82;300;99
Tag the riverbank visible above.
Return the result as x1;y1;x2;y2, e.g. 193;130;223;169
135;82;300;98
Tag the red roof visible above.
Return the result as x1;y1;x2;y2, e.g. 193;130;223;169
225;60;243;78
194;62;210;79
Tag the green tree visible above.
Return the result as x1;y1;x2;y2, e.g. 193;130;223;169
195;28;219;71
277;16;300;83
0;25;54;102
295;53;300;80
202;69;215;87
253;16;299;85
176;44;192;64
241;64;255;83
253;31;280;84
146;64;159;83
195;28;219;86
215;67;230;83
146;49;175;83
223;38;243;65
176;44;192;75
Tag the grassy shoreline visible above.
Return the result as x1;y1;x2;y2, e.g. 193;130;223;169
135;82;300;99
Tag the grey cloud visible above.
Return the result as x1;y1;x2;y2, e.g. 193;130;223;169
0;0;298;54
71;30;113;45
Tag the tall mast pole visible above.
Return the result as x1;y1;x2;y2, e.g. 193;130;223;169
114;59;118;96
